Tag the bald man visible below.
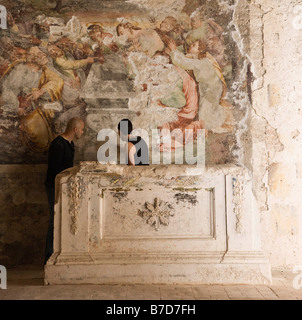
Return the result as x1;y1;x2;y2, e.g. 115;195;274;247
44;117;85;265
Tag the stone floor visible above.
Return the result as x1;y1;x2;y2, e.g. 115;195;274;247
1;266;302;300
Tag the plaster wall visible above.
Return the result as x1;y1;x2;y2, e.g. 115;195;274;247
250;0;302;269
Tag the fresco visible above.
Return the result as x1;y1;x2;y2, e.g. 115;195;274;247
0;0;243;164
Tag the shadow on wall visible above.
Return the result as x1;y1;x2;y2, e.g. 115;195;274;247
0;165;49;267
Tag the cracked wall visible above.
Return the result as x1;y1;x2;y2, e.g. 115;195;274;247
250;0;302;268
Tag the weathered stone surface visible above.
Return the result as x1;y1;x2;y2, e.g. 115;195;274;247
45;162;271;285
250;0;302;269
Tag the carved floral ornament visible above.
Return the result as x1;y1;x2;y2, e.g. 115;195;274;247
232;174;244;234
138;197;174;231
68;174;86;235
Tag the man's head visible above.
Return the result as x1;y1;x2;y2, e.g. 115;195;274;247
10;47;27;61
188;39;206;56
27;46;49;68
65;118;85;140
87;24;103;41
116;23;141;41
55;36;76;53
190;9;206;29
160;16;177;33
47;44;63;59
118;119;133;140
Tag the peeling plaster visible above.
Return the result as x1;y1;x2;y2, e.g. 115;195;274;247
249;0;302;269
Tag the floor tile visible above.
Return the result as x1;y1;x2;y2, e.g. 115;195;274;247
2;267;300;300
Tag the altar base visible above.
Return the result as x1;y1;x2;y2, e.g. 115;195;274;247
45;162;272;285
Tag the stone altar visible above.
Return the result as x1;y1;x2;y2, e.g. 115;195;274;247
44;162;272;285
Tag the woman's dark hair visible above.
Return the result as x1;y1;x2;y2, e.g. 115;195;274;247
118;119;133;135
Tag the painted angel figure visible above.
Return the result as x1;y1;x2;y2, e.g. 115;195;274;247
165;37;233;134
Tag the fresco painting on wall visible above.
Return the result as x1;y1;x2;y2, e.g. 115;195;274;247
0;0;241;165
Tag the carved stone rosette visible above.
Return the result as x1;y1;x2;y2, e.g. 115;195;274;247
138;197;174;231
68;175;86;235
